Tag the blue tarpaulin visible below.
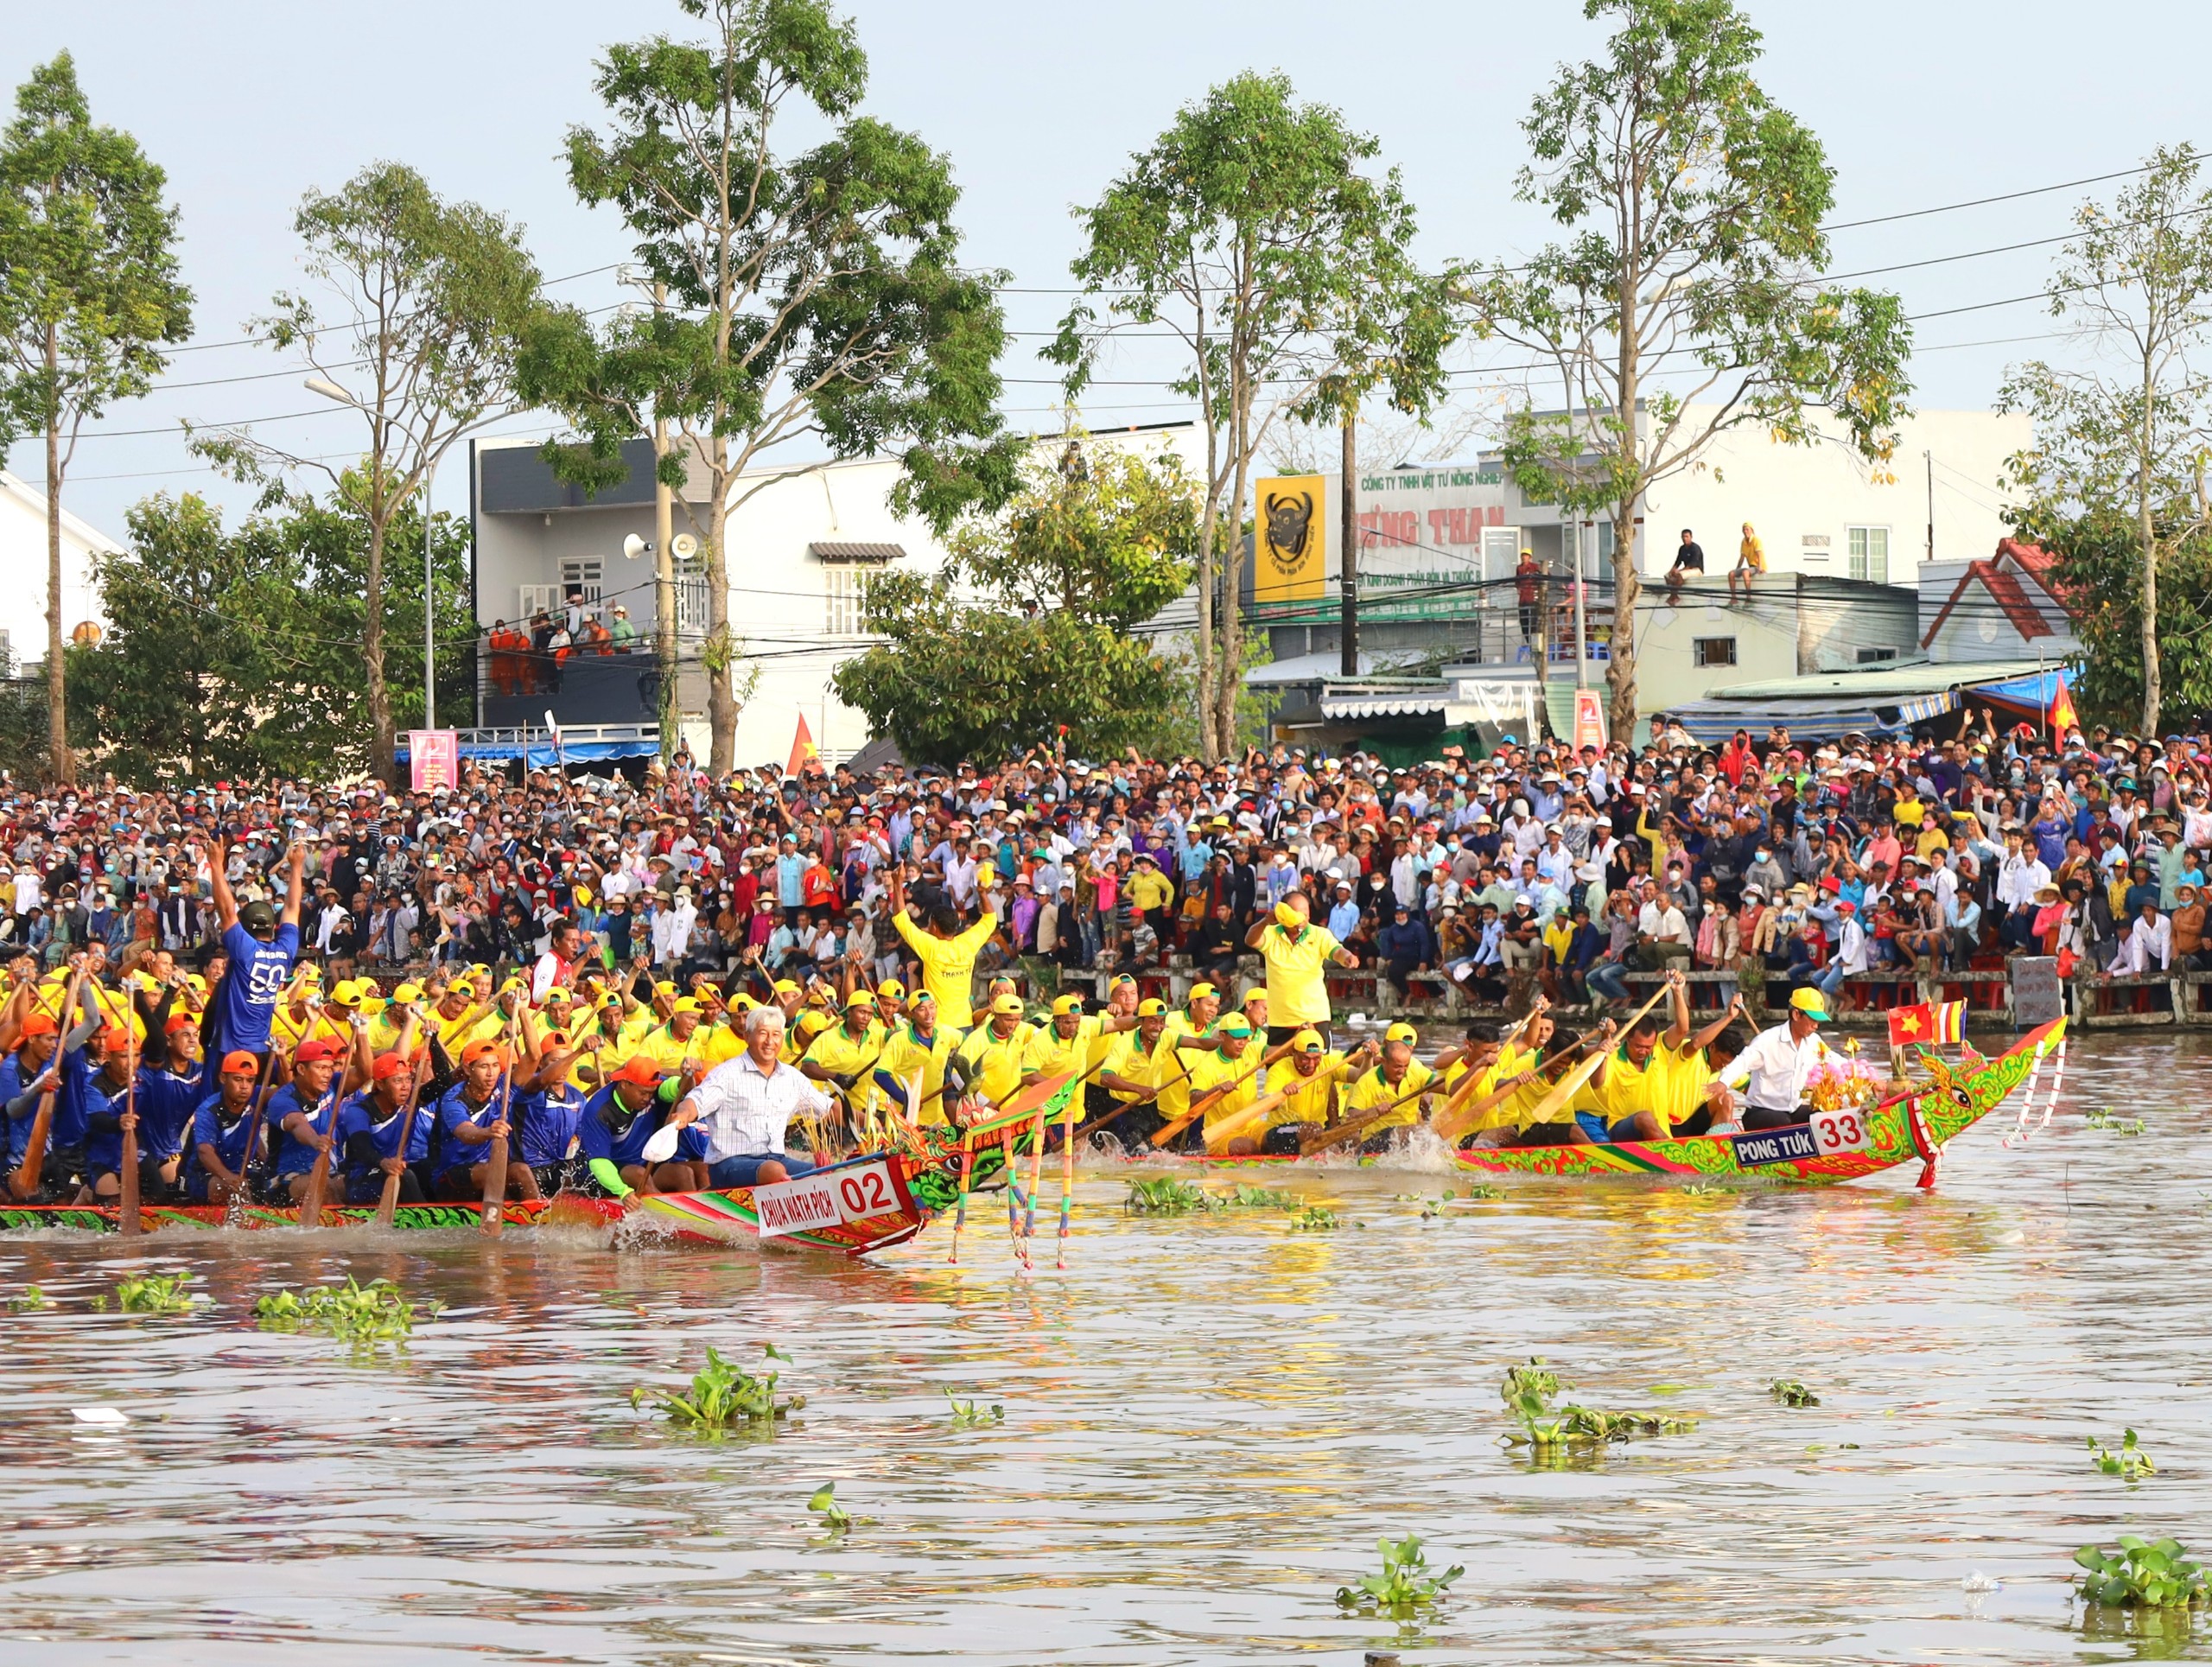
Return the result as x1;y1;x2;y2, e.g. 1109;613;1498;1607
1966;668;2070;714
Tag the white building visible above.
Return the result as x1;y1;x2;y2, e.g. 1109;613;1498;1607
0;471;112;675
470;424;1203;765
1916;537;2081;664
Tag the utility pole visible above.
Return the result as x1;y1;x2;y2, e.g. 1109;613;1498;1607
1572;522;1589;692
1338;410;1358;677
1925;449;1935;569
653;282;677;764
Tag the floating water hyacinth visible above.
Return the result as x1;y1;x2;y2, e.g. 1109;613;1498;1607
1334;1534;1463;1616
631;1344;802;1435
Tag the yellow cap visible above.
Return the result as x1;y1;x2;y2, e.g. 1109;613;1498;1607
730;992;760;1012
1187;982;1218;1002
671;997;701;1014
1273;901;1301;929
797;1010;833;1038
1051;994;1085;1017
990;993;1025;1016
392;983;423;1005
1291;1029;1325;1053
653;980;677;996
772;979;799;995
1136;997;1168;1018
877;979;906;1001
1385;1021;1418;1045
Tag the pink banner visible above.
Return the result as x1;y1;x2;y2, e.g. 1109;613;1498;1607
409;729;459;791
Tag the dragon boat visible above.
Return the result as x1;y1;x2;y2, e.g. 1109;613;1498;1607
1102;1017;2069;1188
0;1139;1006;1257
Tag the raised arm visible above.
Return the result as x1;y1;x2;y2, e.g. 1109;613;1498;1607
204;838;239;933
281;844;308;931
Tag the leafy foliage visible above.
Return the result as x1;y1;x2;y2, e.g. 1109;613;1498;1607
2088;1428;2158;1480
833;432;1198;766
1999;145;2212;735
5;1285;47;1312
0;53;193;782
527;0;1014;773
1334;1534;1464;1616
65;488;474;785
1217;1184;1298;1210
106;1271;195;1314
1124;1177;1216;1216
1288;1203;1340;1231
2085;1106;2148;1135
194;162;543;781
1500;1357;1696;1452
1050;71;1452;758
630;1342;803;1434
252;1276;440;1348
2075;1537;2209;1609
1769;1378;1820;1408
808;1481;852;1531
1463;0;1910;735
945;1391;1004;1428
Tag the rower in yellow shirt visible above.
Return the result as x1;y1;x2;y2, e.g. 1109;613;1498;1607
953;991;1040;1109
1169;1016;1276;1150
1341;1022;1437;1147
875;989;961;1127
1090;997;1173;1144
1585;970;1744;1140
1237;1028;1370;1155
800;992;888;1105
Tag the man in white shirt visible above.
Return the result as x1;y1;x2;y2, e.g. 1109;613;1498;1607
1719;988;1834;1129
674;1005;834;1189
1636;881;1690;970
2105;899;2172;978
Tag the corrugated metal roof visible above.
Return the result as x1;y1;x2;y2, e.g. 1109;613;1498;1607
1700;658;2053;703
809;541;906;562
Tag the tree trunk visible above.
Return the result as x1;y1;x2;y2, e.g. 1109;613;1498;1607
1193;474;1221;763
2139;362;2162;739
1215;433;1253;760
706;445;736;776
44;416;70;787
1607;509;1639;741
365;514;394;784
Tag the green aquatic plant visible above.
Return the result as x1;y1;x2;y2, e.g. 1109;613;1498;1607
1499;1358;1696;1452
1334;1533;1463;1615
1123;1178;1217;1215
809;1482;851;1532
2088;1428;2158;1480
2075;1537;2208;1608
1680;1180;1726;1196
1217;1183;1297;1210
1462;1181;1503;1200
5;1286;46;1312
2085;1107;2148;1135
631;1344;803;1434
104;1272;196;1314
253;1277;439;1346
946;1391;1004;1428
1289;1204;1339;1231
1769;1378;1821;1408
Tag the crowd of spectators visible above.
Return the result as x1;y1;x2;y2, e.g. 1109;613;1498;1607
0;705;2203;1022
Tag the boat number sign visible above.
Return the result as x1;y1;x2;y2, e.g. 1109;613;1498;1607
1808;1106;1873;1155
755;1160;906;1240
1727;1123;1821;1168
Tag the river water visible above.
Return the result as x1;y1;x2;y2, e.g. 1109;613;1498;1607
3;1033;2209;1665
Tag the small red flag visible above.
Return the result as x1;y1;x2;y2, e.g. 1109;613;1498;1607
787;714;820;779
1887;1001;1932;1047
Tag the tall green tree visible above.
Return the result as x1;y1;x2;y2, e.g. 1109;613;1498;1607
1464;0;1912;737
524;0;1016;775
1051;73;1450;760
67;487;474;786
2005;503;2212;725
195;162;544;783
1999;144;2212;736
0;53;192;785
833;431;1198;764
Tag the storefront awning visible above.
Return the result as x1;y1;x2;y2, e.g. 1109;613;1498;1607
1664;691;1957;743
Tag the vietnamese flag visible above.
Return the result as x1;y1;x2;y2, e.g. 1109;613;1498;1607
2049;676;2079;735
1887;1001;1934;1047
787;714;820;778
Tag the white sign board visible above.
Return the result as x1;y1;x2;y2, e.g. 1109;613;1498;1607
753;1159;906;1239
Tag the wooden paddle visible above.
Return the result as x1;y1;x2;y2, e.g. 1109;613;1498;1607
118;1042;141;1237
477;1018;520;1237
1150;1048;1274;1148
7;1078;59;1203
372;1071;429;1229
1298;1069;1440;1156
296;1078;338;1229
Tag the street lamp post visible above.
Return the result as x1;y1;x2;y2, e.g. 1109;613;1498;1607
305;375;437;730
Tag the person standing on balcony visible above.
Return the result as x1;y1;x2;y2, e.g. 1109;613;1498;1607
1515;549;1544;652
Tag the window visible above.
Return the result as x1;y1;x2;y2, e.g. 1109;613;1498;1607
674;556;709;633
1479;525;1522;582
1847;525;1889;584
824;563;883;636
1856;646;1898;664
560;557;604;622
1694;636;1738;668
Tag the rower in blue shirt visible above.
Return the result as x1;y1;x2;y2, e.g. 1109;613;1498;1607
429;1039;537;1204
134;1014;207;1200
267;1036;359;1208
573;1056;696;1203
334;1052;435;1206
514;1023;589;1195
180;1051;270;1207
0;1009;62;1182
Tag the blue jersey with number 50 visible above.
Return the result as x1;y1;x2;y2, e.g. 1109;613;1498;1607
211;920;300;1053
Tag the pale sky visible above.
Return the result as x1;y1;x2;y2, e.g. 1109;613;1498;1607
4;0;2208;542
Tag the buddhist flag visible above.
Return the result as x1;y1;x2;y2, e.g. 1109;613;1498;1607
1888;998;1966;1047
787;714;820;778
2050;676;2079;735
